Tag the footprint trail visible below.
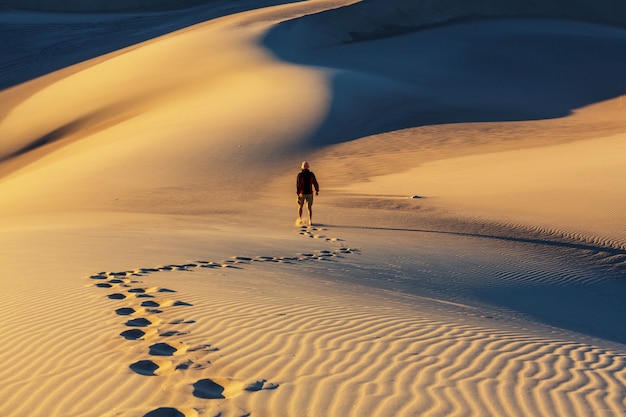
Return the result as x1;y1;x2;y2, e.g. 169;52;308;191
86;225;355;416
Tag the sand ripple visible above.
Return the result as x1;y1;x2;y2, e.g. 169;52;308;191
77;225;626;416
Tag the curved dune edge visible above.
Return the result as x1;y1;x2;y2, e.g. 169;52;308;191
326;129;626;245
1;1;626;416
0;0;339;219
1;0;211;12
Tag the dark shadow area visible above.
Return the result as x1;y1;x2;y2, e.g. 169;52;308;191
192;378;225;399
327;224;626;258
0;0;302;90
149;342;178;356
120;328;146;340
125;317;153;327
0;0;212;12
129;359;161;376
262;9;626;146
478;281;626;345
143;407;186;417
115;307;137;315
108;293;127;299
141;300;161;307
325;223;626;344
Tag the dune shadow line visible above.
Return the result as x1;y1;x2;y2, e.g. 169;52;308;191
0;0;304;90
262;5;626;146
327;224;626;257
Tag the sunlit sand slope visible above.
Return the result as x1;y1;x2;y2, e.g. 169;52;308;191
1;0;625;416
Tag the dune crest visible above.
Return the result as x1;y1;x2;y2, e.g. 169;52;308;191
1;0;625;416
265;0;626;48
1;0;220;12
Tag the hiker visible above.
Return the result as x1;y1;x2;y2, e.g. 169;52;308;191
296;161;319;226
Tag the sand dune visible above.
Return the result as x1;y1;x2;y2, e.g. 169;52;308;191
267;0;626;45
1;0;625;416
0;0;220;12
4;224;622;416
0;1;332;216
264;9;626;144
0;0;301;90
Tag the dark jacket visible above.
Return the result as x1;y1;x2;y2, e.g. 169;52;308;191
297;169;319;195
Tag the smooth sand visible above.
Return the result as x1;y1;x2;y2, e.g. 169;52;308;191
1;1;625;416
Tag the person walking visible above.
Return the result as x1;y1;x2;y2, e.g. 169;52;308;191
296;161;319;226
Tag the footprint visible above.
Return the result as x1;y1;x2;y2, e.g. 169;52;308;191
176;359;210;371
160;264;197;271
108;293;127;300
255;256;278;262
108;271;132;278
149;341;189;356
244;379;280;392
219;262;243;269
95;282;116;288
127;287;153;294
116;307;160;316
191;377;279;400
232;256;252;262
88;274;108;280
198;262;221;269
169;319;195;325
136;293;156;299
158;266;175;271
339;247;359;254
108;277;132;284
129;359;174;376
143;407;198;417
173;300;193;307
140;299;192;308
137;268;160;274
139;300;161;308
120;328;159;340
125;316;162;327
277;256;298;263
188;343;218;353
192;379;225;399
160;330;189;337
108;292;146;300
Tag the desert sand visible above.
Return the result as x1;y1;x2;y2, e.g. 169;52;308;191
1;0;625;416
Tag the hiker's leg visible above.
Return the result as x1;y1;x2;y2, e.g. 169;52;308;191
307;202;313;224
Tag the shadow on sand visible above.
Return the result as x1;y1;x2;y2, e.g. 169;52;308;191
0;0;303;90
262;6;626;146
325;222;626;345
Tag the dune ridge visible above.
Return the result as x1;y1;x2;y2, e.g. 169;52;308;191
264;12;626;146
0;0;221;12
1;0;625;416
0;0;303;90
264;0;626;48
